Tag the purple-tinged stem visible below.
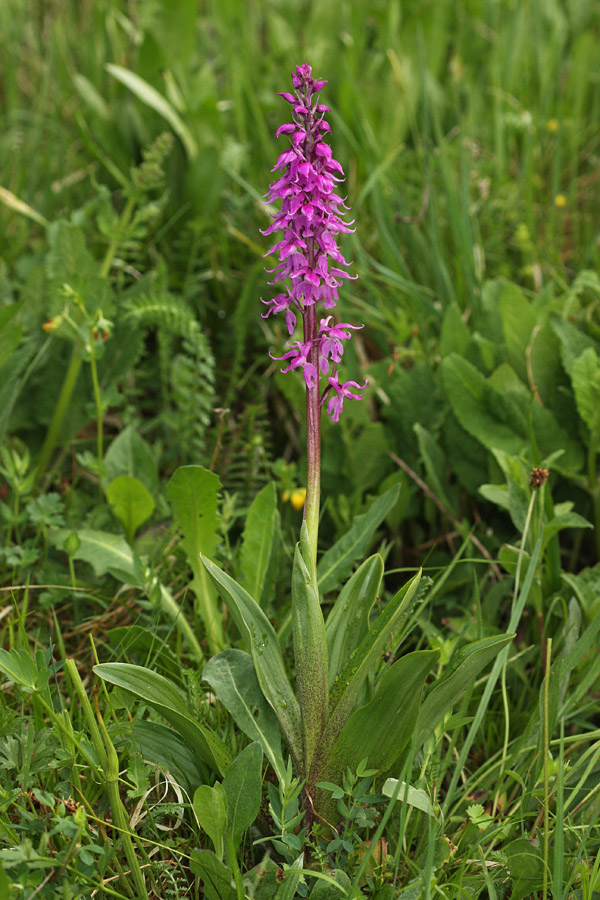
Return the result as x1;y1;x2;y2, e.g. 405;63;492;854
304;297;321;563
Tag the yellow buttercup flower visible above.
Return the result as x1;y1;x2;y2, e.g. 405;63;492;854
547;118;559;133
554;193;567;208
290;488;306;511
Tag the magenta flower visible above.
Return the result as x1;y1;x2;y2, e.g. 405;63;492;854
326;375;369;423
261;62;366;422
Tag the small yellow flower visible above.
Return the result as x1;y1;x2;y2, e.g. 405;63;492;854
554;193;567;208
546;118;559;133
290;488;306;511
42;315;62;333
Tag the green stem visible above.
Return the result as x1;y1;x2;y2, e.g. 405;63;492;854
157;585;204;662
96;696;150;900
588;438;600;560
304;301;321;562
65;659;108;770
88;334;104;481
543;637;552;900
35;348;83;487
226;833;245;900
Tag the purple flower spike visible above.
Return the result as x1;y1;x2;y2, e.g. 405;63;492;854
262;63;366;422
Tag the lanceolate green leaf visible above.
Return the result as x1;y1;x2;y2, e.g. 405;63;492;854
168;466;224;654
193;783;228;859
201;556;303;772
319;650;438;789
414;633;514;748
292;525;328;774
203;649;285;783
190;850;235;900
129;720;204;795
67;528;143;584
222;742;263;849
317;485;399;593
311;570;423;783
240;482;280;608
105;64;198;159
326;554;383;689
94;662;232;777
571;347;600;434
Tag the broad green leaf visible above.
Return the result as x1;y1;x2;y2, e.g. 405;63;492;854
551;314;600;376
106;475;155;543
0;648;47;692
497;282;537;383
292;525;328;773
314;571;424;781
442;353;527;455
168;465;223;653
202;556;303;772
309;868;352;898
67;528;144;584
317;485;400;593
222;742;263;849
0;304;23;369
193;783;228;859
382;779;436;817
240;482;280;607
203;649;285;783
326;554;383;689
479;483;510;512
504;838;544;900
571;347;600;434
106;64;198;159
104;425;158;493
94;662;232;776
440;303;470;357
320;650;438;790
190;849;235;900
274;853;304;900
442;353;584;473
128;720;204;794
244;858;281;899
542;510;592;549
46;221;106;313
414;422;453;510
414;633;514;748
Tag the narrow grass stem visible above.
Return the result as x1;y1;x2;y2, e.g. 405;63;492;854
88;333;104;482
95;694;150;900
543;638;552;900
35;348;83;487
442;490;542;816
226;833;245;900
65;659;108;770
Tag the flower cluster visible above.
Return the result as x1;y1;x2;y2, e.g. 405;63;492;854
261;63;366;422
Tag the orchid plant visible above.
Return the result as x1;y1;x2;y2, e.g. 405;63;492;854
96;64;513;855
199;64;511;825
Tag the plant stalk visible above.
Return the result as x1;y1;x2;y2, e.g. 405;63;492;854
35;349;83;487
303;298;321;562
